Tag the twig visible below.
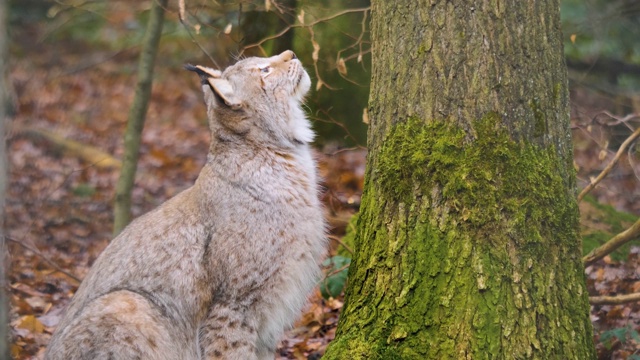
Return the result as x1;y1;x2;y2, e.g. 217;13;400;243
177;0;220;68
335;8;370;84
340;48;372;66
592;111;640;129
326;263;350;278
323;146;367;156
328;235;353;255
310;107;365;146
589;292;640;305
628;142;640;182
54;48;132;77
583;217;640;266
577;126;640;202
307;26;336;91
7;237;81;283
238;7;370;57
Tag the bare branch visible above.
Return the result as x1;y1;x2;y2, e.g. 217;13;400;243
245;24;295;57
592;111;640;129
307;26;336;91
303;7;371;27
7;237;81;283
583;217;640;266
577;126;640;202
238;7;370;57
340;48;371;66
334;49;372;87
236;6;370;93
310;108;365;146
336;7;369;80
177;1;220;68
269;0;286;14
589;292;640;305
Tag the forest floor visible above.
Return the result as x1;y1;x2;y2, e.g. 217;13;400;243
6;22;640;360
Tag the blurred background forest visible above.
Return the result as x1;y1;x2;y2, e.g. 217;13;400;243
3;0;640;358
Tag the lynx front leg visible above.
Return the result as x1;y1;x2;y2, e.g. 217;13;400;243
198;304;260;360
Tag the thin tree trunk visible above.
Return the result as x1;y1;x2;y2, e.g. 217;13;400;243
0;0;10;357
113;0;168;235
324;1;596;359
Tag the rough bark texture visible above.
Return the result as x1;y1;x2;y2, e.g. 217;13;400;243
113;0;168;235
323;1;596;359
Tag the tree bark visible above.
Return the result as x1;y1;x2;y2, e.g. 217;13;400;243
324;1;596;359
0;0;10;357
113;0;168;235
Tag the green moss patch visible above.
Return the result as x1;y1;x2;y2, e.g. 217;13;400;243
376;113;579;255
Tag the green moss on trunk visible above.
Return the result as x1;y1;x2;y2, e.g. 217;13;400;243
324;115;595;359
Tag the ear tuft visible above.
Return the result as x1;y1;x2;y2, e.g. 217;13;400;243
184;64;221;84
207;78;242;110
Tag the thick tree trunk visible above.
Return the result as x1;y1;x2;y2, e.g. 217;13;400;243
113;0;168;235
324;1;596;359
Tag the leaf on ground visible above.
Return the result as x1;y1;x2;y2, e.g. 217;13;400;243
14;315;45;334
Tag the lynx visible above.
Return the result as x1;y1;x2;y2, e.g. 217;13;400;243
45;50;326;360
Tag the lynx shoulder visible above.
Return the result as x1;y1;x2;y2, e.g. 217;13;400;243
45;50;327;360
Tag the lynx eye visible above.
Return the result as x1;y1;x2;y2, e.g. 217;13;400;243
259;66;272;74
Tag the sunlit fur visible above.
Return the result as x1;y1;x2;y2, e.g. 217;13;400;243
45;50;326;360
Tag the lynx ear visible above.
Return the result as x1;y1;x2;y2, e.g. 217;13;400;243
184;64;221;82
185;64;242;110
206;78;242;110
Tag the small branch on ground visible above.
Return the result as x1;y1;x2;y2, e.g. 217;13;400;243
589;292;640;305
583;217;640;266
18;127;121;169
7;236;81;283
577;125;640;202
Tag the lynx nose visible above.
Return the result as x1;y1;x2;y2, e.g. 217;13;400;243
281;50;297;61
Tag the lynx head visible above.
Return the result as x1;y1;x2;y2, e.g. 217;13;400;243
186;50;313;149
